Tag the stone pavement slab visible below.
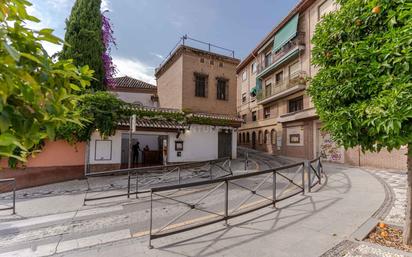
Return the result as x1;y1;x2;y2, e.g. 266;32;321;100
54;163;385;257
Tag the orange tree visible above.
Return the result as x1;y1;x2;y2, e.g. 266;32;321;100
309;0;412;243
0;0;93;166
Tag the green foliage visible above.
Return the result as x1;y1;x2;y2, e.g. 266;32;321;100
308;0;412;153
57;92;239;144
57;92;125;143
0;0;93;165
60;0;105;91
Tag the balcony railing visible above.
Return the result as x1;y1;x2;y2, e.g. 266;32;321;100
257;32;306;74
257;71;309;102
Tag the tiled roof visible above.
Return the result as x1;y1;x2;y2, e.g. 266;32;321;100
123;104;183;114
113;76;156;89
188;112;244;122
119;118;187;130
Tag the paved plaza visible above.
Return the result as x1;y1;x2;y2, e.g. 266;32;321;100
0;150;410;257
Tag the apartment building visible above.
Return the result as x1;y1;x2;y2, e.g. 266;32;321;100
237;0;335;160
237;0;407;170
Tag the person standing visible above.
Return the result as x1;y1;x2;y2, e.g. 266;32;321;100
132;141;140;166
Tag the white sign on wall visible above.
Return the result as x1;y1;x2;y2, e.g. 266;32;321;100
286;126;304;146
95;140;112;161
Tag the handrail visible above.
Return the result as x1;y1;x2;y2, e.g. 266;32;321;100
148;159;322;248
83;158;232;204
85;157;230;177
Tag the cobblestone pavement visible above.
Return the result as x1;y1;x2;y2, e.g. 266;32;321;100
370;169;407;226
321;168;410;257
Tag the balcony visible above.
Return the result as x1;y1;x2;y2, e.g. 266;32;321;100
257;71;309;104
257;32;306;75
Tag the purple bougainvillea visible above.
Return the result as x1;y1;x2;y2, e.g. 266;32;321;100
102;11;117;88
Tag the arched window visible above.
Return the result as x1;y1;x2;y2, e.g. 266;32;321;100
271;129;276;145
238;133;242;144
247;132;250;143
242;133;246;144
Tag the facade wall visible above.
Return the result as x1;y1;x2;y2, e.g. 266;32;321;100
181;51;238;115
156;55;184;109
111;91;156;107
0;140;85;190
89;125;237;172
345;147;407;171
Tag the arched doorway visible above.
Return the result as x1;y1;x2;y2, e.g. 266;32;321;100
251;131;256;149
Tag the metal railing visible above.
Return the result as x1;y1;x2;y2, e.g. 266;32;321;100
256;71;308;102
148;158;323;248
308;157;324;192
0;178;16;214
83;158;232;204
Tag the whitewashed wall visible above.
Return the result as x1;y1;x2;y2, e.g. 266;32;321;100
111;91;157;107
88;125;238;166
89;132;122;165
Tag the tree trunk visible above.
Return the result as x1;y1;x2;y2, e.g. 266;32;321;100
403;144;412;245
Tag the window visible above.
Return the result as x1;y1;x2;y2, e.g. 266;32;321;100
246;132;250;143
275;71;283;84
200;58;205;63
210;60;214;65
289;62;300;78
242;114;247;123
242;93;247;103
251;62;257;74
252;111;257;121
264;52;272;68
216;78;228;100
265;83;272;97
242;71;247;81
288;96;304;113
264;107;271;119
195;73;207;97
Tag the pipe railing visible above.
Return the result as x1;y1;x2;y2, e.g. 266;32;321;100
83;158;232;204
148;159;323;248
0;178;16;214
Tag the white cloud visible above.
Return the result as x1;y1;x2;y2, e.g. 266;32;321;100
113;56;156;85
150;52;164;60
101;0;111;11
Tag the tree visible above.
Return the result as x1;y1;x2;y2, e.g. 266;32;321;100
309;0;412;243
0;0;93;166
60;0;105;91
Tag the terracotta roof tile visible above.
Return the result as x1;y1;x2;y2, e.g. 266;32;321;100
113;76;156;89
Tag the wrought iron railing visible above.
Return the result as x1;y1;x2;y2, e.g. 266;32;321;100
147;158;324;248
83;158;232;204
256;32;305;74
0;178;16;214
256;71;308;102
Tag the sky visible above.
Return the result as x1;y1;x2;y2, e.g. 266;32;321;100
29;0;300;84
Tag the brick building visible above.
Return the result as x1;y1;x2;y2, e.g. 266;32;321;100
236;0;406;170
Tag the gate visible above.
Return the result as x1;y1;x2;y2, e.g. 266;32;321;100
218;131;232;158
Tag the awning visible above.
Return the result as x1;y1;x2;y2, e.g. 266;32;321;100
250;87;257;96
273;14;299;52
257;46;300;79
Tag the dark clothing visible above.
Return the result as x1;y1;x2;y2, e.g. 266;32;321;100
132;142;140;164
